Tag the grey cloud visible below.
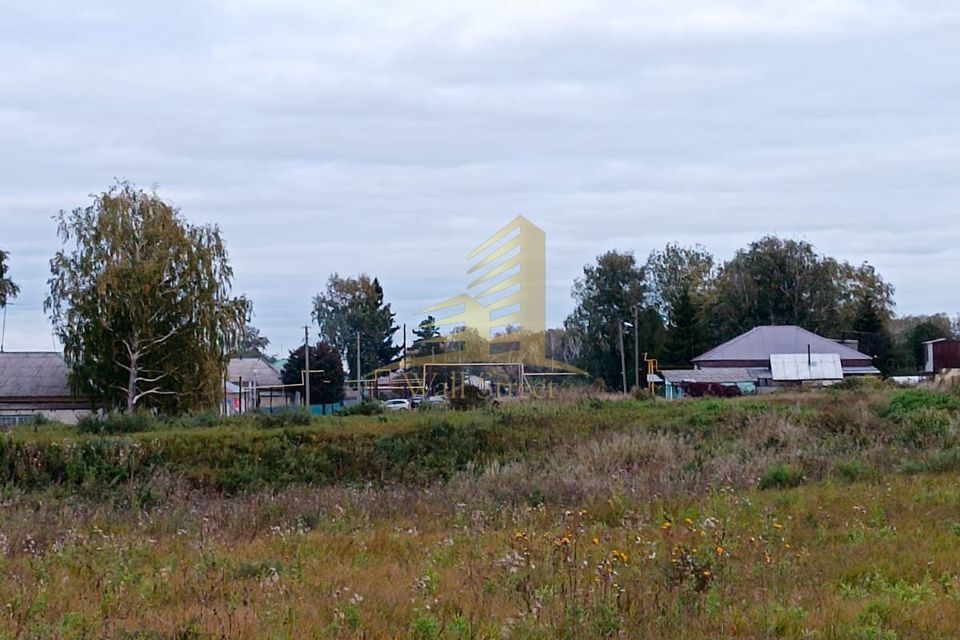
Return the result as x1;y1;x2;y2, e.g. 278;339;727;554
2;1;960;353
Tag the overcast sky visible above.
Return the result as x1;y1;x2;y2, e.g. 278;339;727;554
2;0;959;356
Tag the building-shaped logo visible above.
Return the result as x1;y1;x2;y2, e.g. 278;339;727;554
424;214;545;351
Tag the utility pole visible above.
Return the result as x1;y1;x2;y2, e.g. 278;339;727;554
303;325;311;408
356;331;362;400
618;320;627;394
633;306;639;391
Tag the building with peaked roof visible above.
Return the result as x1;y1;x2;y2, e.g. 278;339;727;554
227;356;288;412
661;326;880;399
692;325;876;373
228;356;283;387
0;352;89;425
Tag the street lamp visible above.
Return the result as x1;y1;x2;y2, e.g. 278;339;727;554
619;320;634;394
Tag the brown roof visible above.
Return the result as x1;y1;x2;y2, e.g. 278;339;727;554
0;352;74;399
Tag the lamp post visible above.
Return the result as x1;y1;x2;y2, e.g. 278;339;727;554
633;306;640;391
303;326;311;408
620;320;634;395
356;331;362;400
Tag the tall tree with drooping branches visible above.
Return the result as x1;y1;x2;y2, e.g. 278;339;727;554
46;182;250;413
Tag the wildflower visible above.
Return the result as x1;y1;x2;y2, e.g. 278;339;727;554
773;523;784;530
684;518;694;526
592;537;600;545
661;521;672;531
715;546;725;556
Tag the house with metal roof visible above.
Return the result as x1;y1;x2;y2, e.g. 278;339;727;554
661;326;880;399
0;352;89;425
692;326;876;374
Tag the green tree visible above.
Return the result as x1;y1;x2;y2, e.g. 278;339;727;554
281;342;345;405
645;243;714;318
709;237;842;341
663;285;708;367
0;248;20;309
234;323;272;360
564;250;661;389
409;315;443;359
545;327;579;365
708;237;894;345
850;292;894;374
46;182;250;413
645;243;714;366
312;274;402;381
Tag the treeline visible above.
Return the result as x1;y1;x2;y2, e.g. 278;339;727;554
5;181;957;415
551;238;958;389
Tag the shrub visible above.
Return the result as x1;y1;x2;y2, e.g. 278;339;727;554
409;615;440;640
253;408;313;428
337;401;384;416
77;412;156;435
177;411;223;429
836;459;873;483
759;464;804;490
897;449;960;475
882;389;960;418
898;408;952;447
31;413;57;427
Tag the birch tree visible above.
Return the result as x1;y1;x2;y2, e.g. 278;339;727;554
46;182;250;413
0;249;20;309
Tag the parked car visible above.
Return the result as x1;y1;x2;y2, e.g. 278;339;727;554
424;395;449;407
409;394;424;408
384;399;411;411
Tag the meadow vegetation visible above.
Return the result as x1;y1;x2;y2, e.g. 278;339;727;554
2;386;960;638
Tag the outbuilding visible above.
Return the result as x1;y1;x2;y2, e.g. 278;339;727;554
0;352;89;425
923;339;960;374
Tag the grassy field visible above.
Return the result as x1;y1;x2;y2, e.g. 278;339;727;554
2;386;960;638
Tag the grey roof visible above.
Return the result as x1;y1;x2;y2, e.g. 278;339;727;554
228;357;282;387
693;326;871;363
661;368;762;384
0;352;73;398
843;366;882;376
